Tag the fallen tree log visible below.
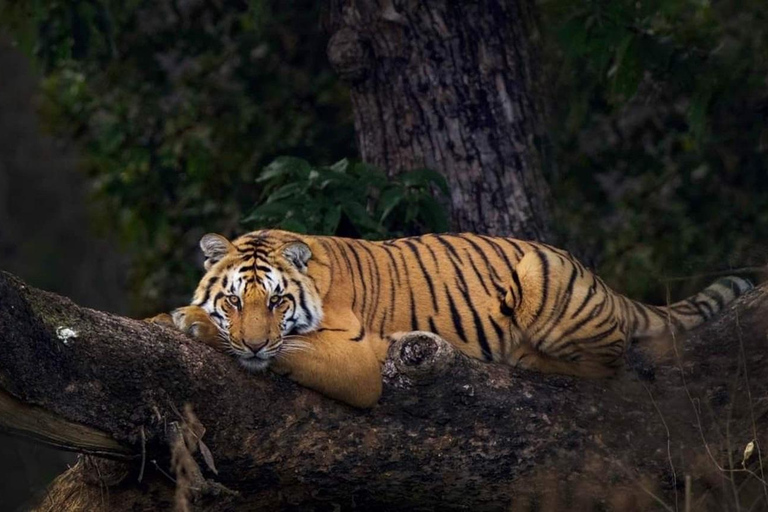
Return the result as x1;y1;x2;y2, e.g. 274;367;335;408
0;270;766;511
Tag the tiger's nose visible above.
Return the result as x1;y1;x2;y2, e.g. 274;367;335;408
244;340;268;353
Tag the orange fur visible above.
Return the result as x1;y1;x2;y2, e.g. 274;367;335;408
150;230;752;407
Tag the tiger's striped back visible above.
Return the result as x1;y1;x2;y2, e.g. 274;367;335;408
193;229;753;381
315;233;535;363
305;232;752;373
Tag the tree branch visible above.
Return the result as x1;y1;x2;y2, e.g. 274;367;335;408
1;270;766;511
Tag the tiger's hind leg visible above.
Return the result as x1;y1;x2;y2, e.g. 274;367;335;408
510;343;616;378
503;248;627;378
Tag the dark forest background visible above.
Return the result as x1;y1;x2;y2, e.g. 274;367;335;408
0;0;766;509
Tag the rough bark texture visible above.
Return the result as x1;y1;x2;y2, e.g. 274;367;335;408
327;0;553;241
1;270;767;511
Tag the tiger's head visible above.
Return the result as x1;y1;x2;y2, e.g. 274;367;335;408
190;232;323;371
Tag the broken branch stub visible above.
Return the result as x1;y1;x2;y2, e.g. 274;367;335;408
383;331;464;387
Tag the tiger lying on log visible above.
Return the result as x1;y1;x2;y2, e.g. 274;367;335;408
148;230;752;408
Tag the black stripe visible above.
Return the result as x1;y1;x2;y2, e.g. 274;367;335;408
428;317;440;337
670;302;696;313
380;244;402;284
415;237;442;271
356;241;381;328
553;298;607;345
536;266;579;342
351;326;366;342
392;245;419;331
453;235;494;270
701;288;725;310
343;239;368;317
506;282;518;309
511;269;523;305
591;298;617;330
570;278;597;320
477;235;516;272
471;308;493;361
568;328;617;346
497;238;525;258
464;249;491;295
334;240;358;310
532;250;550;320
402;240;440;312
292;278;313;327
454;234;506;291
500;300;519;327
445;285;467;342
422;237;472;303
488;315;506;359
432;235;462;263
410;291;420;331
553;327;617;356
692;298;713;318
196;276;220;305
382;256;397;337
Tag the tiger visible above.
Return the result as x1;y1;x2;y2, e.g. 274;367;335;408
149;229;752;408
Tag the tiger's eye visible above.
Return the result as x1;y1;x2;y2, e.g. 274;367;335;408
226;295;241;308
269;295;282;307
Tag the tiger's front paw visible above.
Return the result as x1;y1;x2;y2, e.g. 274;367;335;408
146;306;222;349
170;305;222;349
144;313;175;327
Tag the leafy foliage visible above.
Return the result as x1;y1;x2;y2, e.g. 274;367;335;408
2;0;766;311
0;0;451;312
541;0;768;301
1;0;360;312
245;157;449;238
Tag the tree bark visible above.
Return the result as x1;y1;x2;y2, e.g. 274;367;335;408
327;0;553;241
1;270;767;511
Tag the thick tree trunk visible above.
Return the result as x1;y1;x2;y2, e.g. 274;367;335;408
327;0;552;240
1;270;767;511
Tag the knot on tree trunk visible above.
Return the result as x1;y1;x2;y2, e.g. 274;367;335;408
382;331;460;387
327;27;372;83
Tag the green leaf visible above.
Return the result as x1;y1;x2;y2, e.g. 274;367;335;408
342;202;380;232
353;162;388;186
329;158;349;174
310;167;345;189
609;34;641;102
278;218;309;233
265;181;307;204
378;187;405;222
257;156;311;183
242;201;291;222
322;206;342;234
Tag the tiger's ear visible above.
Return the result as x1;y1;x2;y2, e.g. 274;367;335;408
200;233;234;270
282;242;312;273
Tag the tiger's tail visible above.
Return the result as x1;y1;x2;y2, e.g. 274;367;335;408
624;276;753;338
